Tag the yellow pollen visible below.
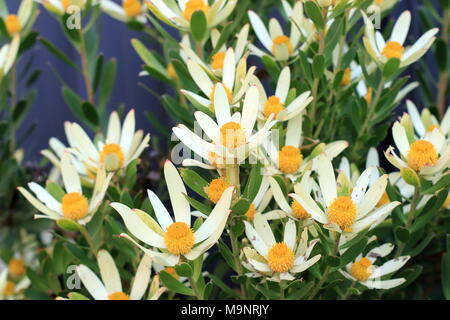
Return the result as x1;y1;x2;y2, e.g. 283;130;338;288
8;259;25;278
183;0;209;21
407;140;438;172
328;196;357;232
123;0;142;18
382;41;405;60
341;68;351;86
364;87;373;104
220;121;246;150
4;281;15;297
108;292;130;300
351;257;373;281
278;146;303;174
427;124;440;132
210;83;233;106
164;267;179;280
205;177;231;204
167;63;177;79
263;96;285;118
61;192;89;221
374;0;383;4
272;36;293;56
61;0;72;10
291;200;310;219
376;191;390;207
211;52;226;70
245;203;257;221
267;242;294;273
100;143;125;170
5;15;21;35
164;222;195;255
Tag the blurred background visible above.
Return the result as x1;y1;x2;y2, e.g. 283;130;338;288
6;0;445;161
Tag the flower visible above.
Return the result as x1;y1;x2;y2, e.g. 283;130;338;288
18;152;112;225
0;269;30;300
253;67;313;121
180;24;249;77
101;0;147;23
182;50;255;109
147;0;237;31
385;120;449;180
173;84;276;167
340;243;410;290
243;215;321;281
248;2;305;61
44;110;150;174
0;35;20;78
111;161;234;266
75;250;164;300
36;0;91;15
4;0;34;36
291;154;400;234
362;10;439;68
406;100;450;139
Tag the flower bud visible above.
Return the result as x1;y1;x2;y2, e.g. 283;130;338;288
400;167;421;187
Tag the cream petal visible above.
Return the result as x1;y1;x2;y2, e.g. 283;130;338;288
76;265;108;300
244;221;269;258
97;250;122;294
28;182;61;213
357;175;388;218
351;167;374;205
268;177;291;213
187;60;214;96
222;48;235;90
289;192;328;224
194;112;221;145
283;219;296;251
147;189;173;231
369;256;410;279
248;11;273;52
364;278;406;290
406;100;425;137
61;152;82;194
317;154;337;207
353;201;400;232
253;213;276;248
390;11;411;45
164;161;191;226
240;85;259;135
130;254;152;300
392;121;410;158
214;83;232;127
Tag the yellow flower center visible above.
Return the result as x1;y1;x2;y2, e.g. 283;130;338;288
407;140;438;172
341;68;351;86
210;83;233;106
245;203;257;221
205;177;231;204
374;0;383;5
183;0;209;21
220;121;246;150
278;146;303;174
376;191;390;207
263;96;285;118
167;63;177;79
123;0;142;18
4;281;15;297
351;257;373;281
100;143;125;171
108;292;130;300
272;36;293;56
61;0;72;10
164;222;195;255
328;196;357;232
364;87;373;104
8;259;25;278
164;267;179;280
267;242;295;273
291;200;310;219
427;124;440;132
5;14;21;35
211;52;226;70
61;192;89;221
382;41;405;60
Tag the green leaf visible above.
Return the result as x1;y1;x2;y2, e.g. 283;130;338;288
435;38;448;72
174;263;194;277
57;218;82;232
39;37;80;71
231;198;251;216
98;58;117;112
209;274;243;299
46;182;65;201
422;174;450;195
218;240;236;272
395;227;410;243
180;168;209;198
159;270;194;296
190;10;208;42
326;255;341;267
82;101;99;128
287;281;315;300
339;237;368;267
243;162;263;202
62;85;84;123
312;54;325;78
383;58;401;79
304;1;324;30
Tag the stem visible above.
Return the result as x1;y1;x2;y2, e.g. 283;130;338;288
395;187;421;257
307;232;341;300
80;226;97;257
9;63;17;154
188;276;203;300
341;281;356;300
437;7;450;119
279;281;286;300
79;29;95;106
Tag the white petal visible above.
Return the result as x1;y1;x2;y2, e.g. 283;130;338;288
97;250;122;294
164;161;191;226
76;265;108;300
317;154;337;207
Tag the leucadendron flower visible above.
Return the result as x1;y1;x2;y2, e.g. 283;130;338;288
36;0;93;15
340;243;410;290
291;154;401;234
44;109;150;175
147;0;237;31
248;1;305;62
18;152;112;225
101;0;147;23
111;161;234;266
406;100;450;140
74;250;165;300
385;120;449;180
3;0;34;36
243;214;321;282
362;10;439;68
